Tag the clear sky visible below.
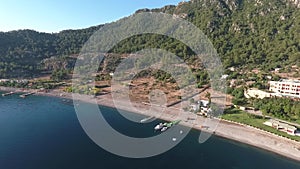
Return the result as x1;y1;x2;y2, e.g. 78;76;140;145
0;0;184;33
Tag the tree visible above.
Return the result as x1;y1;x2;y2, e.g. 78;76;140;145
205;92;211;105
51;70;69;81
189;98;195;104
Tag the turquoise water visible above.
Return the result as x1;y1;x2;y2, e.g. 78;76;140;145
0;93;300;169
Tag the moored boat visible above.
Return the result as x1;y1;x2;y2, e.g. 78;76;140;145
154;123;164;130
154;120;181;132
161;127;168;132
140;116;155;123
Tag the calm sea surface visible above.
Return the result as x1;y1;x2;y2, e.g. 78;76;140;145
0;92;300;169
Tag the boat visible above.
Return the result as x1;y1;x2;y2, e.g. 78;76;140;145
154;123;164;130
154;120;181;132
161;127;168;132
2;91;15;96
140;116;155;123
168;120;181;126
20;92;35;98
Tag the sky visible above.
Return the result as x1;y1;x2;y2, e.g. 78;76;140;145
0;0;184;33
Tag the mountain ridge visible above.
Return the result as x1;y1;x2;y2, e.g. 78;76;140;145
0;0;299;78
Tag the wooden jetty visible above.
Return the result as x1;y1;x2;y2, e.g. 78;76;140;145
2;91;16;96
20;92;35;98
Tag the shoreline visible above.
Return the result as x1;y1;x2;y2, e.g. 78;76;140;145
1;86;300;162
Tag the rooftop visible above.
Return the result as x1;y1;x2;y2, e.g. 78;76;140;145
267;119;297;130
278;79;300;83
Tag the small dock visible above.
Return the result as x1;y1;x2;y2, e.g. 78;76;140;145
2;91;16;96
20;92;35;98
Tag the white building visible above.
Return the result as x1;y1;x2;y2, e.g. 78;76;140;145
189;100;210;114
244;88;273;99
274;68;281;72
269;79;300;98
189;103;200;112
197;100;209;108
264;119;298;136
0;79;9;83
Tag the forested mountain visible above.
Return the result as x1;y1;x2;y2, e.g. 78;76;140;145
0;0;299;78
128;0;300;70
0;26;102;78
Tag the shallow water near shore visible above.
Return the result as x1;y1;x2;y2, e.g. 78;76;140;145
0;92;300;169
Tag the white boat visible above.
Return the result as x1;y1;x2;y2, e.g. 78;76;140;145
140;116;155;123
154;120;181;132
154;123;164;130
161;127;168;132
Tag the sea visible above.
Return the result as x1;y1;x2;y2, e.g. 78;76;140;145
0;92;300;169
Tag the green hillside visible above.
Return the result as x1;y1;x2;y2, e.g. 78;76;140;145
0;0;299;78
0;26;102;78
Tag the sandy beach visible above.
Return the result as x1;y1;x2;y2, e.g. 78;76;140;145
1;86;300;161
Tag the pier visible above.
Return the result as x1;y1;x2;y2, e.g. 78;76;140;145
20;92;35;98
2;91;16;96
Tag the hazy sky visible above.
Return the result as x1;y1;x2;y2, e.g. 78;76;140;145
0;0;184;33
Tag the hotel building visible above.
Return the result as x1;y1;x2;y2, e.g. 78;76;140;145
269;79;300;98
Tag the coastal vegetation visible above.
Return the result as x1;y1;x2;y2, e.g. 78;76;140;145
0;79;64;89
222;108;300;141
252;97;300;124
64;85;102;95
228;87;247;105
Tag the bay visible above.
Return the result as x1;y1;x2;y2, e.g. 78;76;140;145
0;93;299;169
